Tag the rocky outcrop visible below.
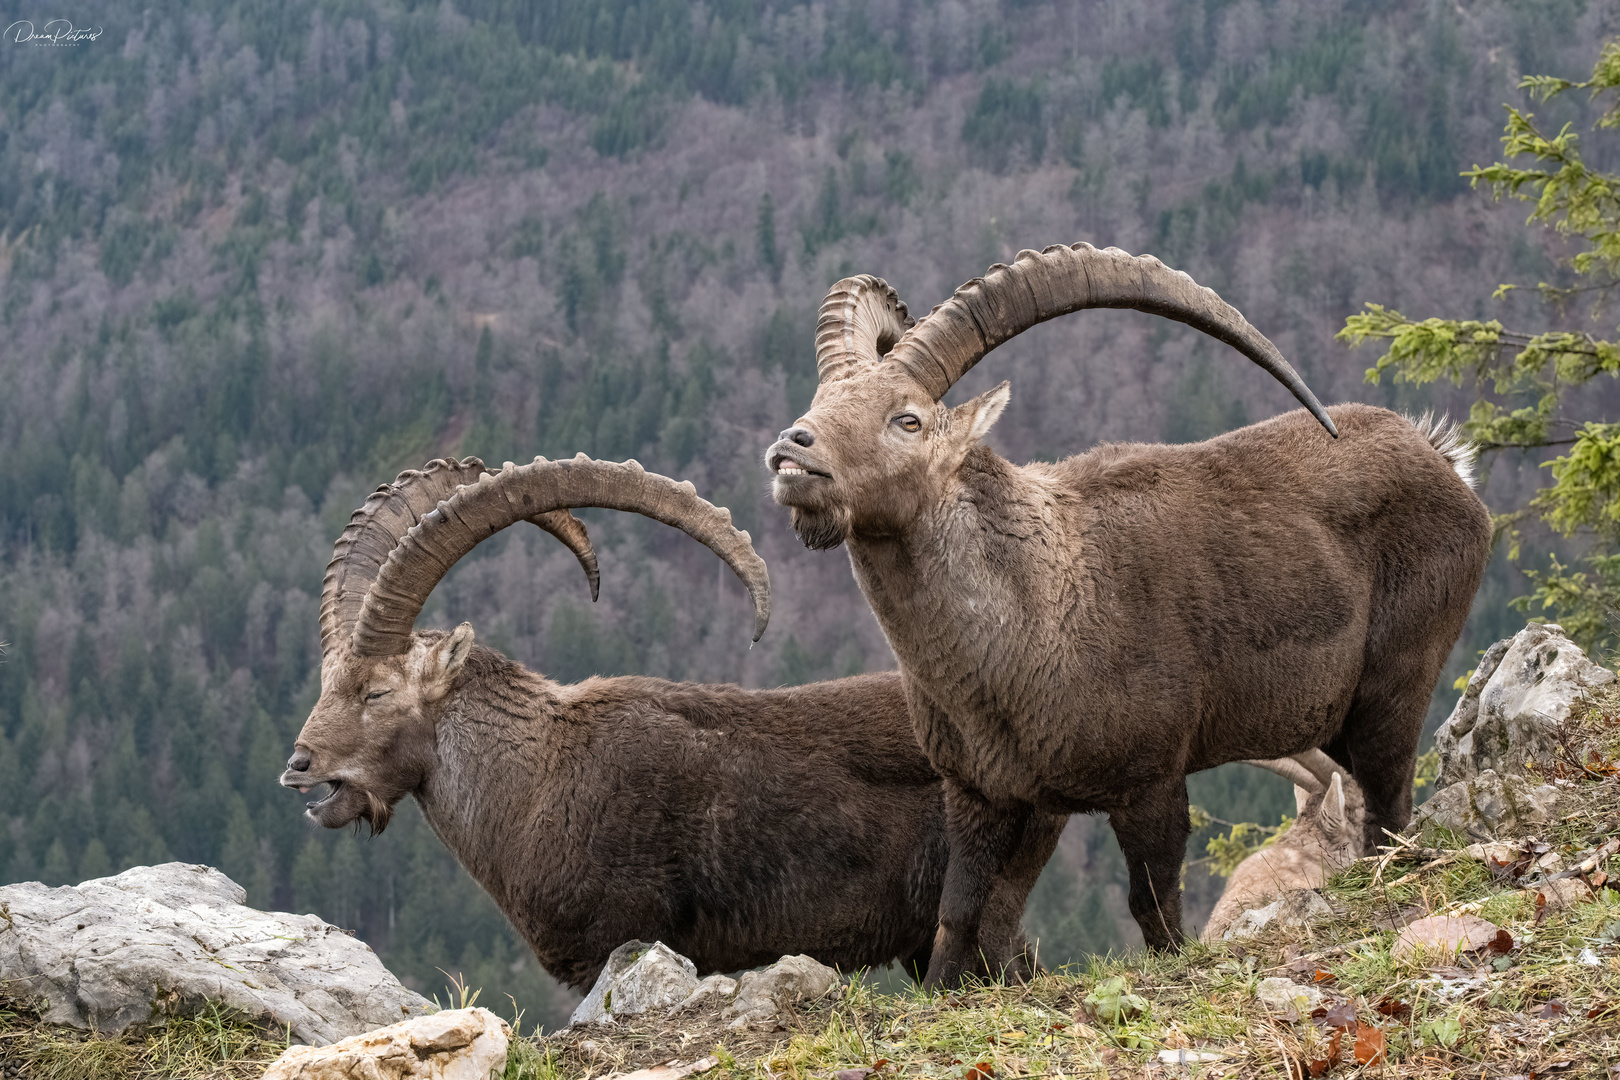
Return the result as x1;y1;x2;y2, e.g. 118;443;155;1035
571;942;837;1030
0;863;432;1045
1411;769;1563;841
262;1007;509;1080
1414;622;1614;842
1436;623;1613;788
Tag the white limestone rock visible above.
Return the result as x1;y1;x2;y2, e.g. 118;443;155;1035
1221;888;1334;940
0;863;432;1045
1411;769;1562;840
1254;977;1326;1018
1436;623;1613;787
721;954;837;1029
666;973;738;1018
262;1007;509;1080
570;941;699;1025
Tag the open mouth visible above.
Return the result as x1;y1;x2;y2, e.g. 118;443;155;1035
768;450;830;478
303;779;344;810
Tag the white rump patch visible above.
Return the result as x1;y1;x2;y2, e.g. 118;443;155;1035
1405;411;1479;489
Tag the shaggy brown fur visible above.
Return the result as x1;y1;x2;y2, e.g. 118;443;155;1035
283;452;1067;989
770;391;1491;983
287;637;1063;989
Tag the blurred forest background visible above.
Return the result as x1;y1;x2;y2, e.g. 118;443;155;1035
1;0;1616;1030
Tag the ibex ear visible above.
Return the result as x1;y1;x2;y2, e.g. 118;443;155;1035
424;622;475;701
954;381;1010;443
1317;772;1347;832
1293;784;1312;817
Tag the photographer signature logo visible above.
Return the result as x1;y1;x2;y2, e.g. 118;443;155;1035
6;19;103;45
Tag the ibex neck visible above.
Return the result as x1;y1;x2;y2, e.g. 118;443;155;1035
414;659;563;909
847;451;1079;673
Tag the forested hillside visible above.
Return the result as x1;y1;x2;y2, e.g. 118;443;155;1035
1;0;1613;1030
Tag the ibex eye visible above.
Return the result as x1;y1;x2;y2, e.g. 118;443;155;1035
365;690;390;702
894;414;921;433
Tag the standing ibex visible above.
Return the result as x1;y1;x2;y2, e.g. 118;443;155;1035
283;455;1063;988
765;243;1491;984
1202;752;1366;942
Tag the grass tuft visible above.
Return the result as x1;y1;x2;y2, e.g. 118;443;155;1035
0;1001;288;1080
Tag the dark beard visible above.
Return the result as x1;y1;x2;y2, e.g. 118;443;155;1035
791;506;849;551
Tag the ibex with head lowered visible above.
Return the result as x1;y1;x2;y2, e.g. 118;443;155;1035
1202;752;1366;942
765;243;1491;985
282;455;1063;988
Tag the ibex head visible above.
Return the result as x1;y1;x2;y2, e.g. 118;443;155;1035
283;455;770;832
1248;750;1366;864
767;244;1338;548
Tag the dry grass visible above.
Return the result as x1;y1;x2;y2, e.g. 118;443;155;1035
0;1000;288;1080
9;684;1620;1080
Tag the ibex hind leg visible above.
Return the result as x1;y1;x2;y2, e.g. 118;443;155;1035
1339;666;1432;855
1108;776;1191;952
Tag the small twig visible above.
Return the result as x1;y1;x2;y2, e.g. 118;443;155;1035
1372;833;1422;886
1385;852;1464;889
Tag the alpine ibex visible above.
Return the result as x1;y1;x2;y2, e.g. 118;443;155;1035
765;243;1491;984
282;455;1064;988
1202;752;1365;942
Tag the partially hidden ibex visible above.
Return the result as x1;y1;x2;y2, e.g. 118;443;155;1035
281;455;1064;989
765;242;1491;984
1203;752;1366;942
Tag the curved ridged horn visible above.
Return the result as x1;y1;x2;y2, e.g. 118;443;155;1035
352;454;771;656
816;275;914;384
1242;756;1323;794
319;457;599;657
1289;748;1347;792
886;243;1338;437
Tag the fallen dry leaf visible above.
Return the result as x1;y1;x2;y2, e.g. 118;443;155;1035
1353;1026;1386;1066
612;1055;721;1080
1375;997;1411;1020
1322;1000;1358;1032
1392;915;1504;962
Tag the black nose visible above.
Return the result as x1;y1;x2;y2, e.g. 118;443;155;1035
780;427;815;448
287;750;311;773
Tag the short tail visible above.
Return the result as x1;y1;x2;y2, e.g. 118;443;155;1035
1405;411;1478;489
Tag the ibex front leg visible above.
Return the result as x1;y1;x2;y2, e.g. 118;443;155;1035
926;779;1041;988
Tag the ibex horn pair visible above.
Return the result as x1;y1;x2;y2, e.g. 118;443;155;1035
318;456;601;657
816;242;1338;438
320;454;770;658
1243;749;1347;796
